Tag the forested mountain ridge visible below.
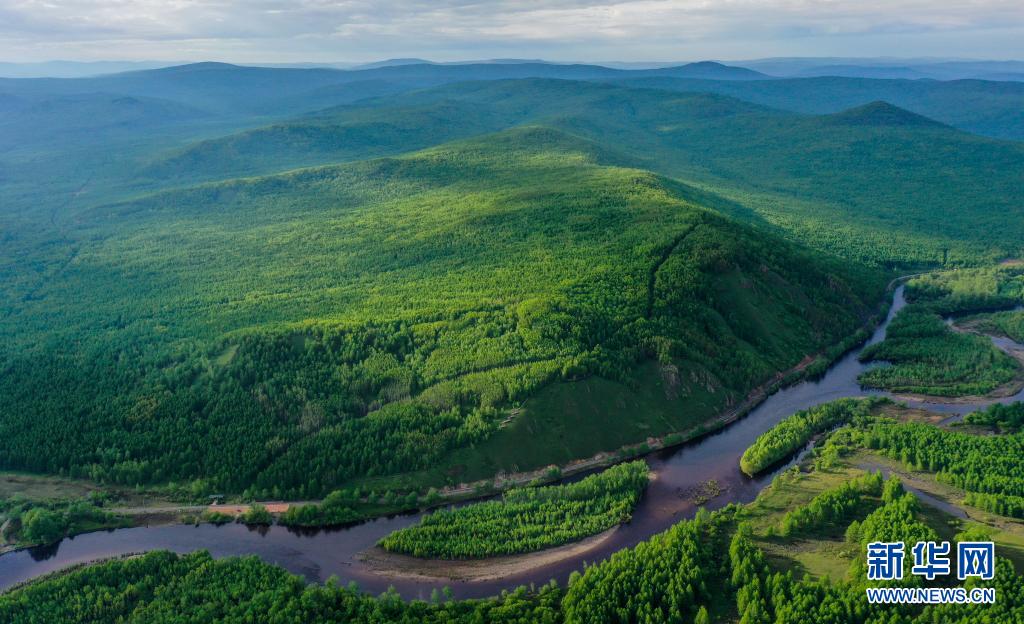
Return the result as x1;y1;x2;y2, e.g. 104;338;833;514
613;74;1024;140
0;60;766;118
143;79;1024;267
3;63;1022;250
0;127;883;497
2;57;1024;623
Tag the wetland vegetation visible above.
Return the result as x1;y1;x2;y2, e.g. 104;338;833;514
378;461;648;559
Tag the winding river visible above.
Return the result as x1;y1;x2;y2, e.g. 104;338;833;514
2;286;1023;599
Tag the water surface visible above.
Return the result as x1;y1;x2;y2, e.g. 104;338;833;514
1;286;1019;598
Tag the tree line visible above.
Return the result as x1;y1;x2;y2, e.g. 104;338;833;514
378;461;648;559
740;398;883;476
5;495;1022;623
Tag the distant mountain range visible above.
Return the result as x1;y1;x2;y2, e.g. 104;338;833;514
3;57;1021;80
733;57;1024;81
3;60;1021;144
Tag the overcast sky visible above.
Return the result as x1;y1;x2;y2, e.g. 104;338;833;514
1;1;1022;63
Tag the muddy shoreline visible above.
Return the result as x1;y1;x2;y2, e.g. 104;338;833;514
358;527;619;583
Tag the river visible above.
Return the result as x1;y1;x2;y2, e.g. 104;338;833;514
2;286;1022;599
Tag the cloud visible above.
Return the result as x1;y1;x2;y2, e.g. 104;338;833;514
0;0;1021;61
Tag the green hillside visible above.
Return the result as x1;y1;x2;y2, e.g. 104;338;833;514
5;71;1023;271
0;127;882;497
144;100;514;183
147;79;1024;267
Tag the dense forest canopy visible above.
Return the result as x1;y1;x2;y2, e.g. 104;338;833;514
3;61;1023;501
1;58;1023;622
136;79;1024;266
0;126;882;498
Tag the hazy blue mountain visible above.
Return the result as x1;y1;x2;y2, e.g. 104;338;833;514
612;75;1024;140
793;65;934;80
0;60;180;78
734;57;1024;81
352;58;436;69
0;60;768;118
0;92;209;151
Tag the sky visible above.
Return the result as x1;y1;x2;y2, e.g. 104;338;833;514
0;0;1022;64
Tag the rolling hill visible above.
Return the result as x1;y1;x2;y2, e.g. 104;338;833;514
0;127;883;497
0;60;766;118
144;79;1024;267
3;61;1021;231
2;63;1021;500
613;75;1024;140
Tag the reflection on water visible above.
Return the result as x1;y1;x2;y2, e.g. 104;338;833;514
27;541;60;562
2;286;1022;599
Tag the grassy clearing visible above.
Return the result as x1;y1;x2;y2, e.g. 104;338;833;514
740;465;870;579
0;472;102;503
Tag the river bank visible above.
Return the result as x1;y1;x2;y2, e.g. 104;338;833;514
3;284;1023;599
358;527;619;583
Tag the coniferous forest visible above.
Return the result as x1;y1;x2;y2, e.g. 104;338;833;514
378;461;648;558
2;28;1024;624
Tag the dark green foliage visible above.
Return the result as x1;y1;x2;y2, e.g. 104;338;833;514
964;402;1024;432
740;398;882;475
862;419;1024;515
0;498;128;547
18;507;65;545
378;461;648;558
0;550;563;624
561;507;729;624
0;128;880;497
858;308;1018;396
201;511;235;525
239;504;273;525
278;490;366;527
777;472;883;537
